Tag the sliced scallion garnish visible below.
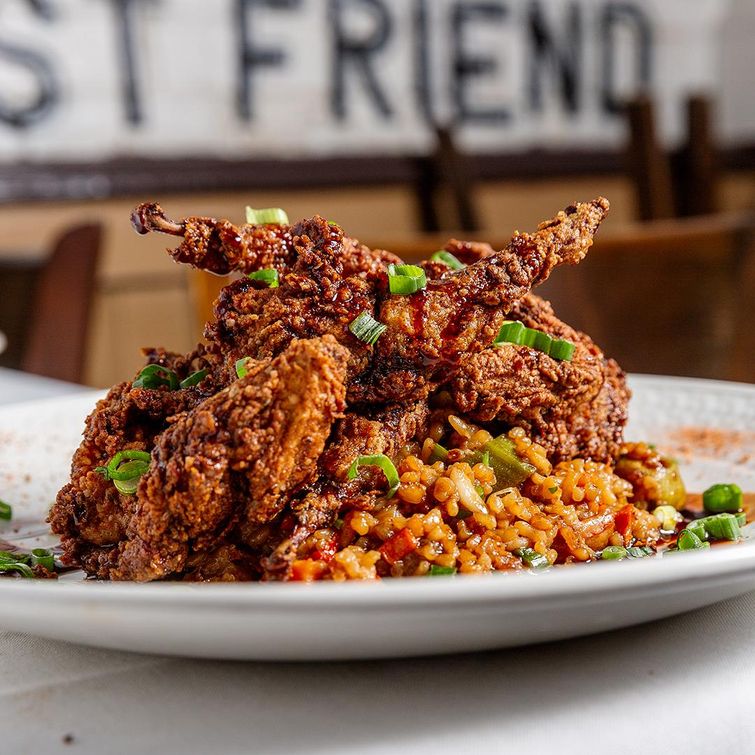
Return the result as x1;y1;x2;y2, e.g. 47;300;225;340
387;263;427;295
652;504;683;532
676;529;710;551
531;330;554;353
179;369;208;389
0;500;11;521
248;269;279;288
429;442;449;464
684;512;742;543
548;339;575;361
133;364;179;391
30;548;55;571
600;545;628;560
429;250;465;270
0;560;34;578
427;565;456;576
494;320;525;345
483;435;536;490
347;454;400;498
235;357;251;379
493;322;574;362
515;547;550;570
626;545;653;558
95;450;151;497
245;207;289;225
702;483;743;514
349;312;387;345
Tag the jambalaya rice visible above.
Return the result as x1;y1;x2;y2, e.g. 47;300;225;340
290;417;662;581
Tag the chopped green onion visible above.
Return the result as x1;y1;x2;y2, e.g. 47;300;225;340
387;263;427;294
30;548;55;571
0;500;11;521
430;250;465;270
481;450;490;467
736;512;747;527
677;529;709;551
515;547;550;570
680;512;742;546
0;561;34;578
652;504;683;532
427;565;456;576
347;454;400;498
95;449;151;497
112;461;147;495
245;207;289;225
549;339;575;362
334;517;344;530
133;364;179;391
530;330;554;353
684;519;709;542
494;320;525;346
696;512;741;541
235;357;251;379
247;269;279;288
483;434;536;490
349;312;387;345
429;443;448;464
493;322;575;362
179;369;208;389
702;483;743;514
626;545;654;558
600;545;628;560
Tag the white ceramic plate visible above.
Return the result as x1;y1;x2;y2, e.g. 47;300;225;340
0;375;753;661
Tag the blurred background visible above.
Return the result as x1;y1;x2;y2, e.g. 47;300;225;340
0;0;752;387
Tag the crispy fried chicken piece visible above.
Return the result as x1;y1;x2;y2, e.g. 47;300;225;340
48;347;218;576
204;217;376;384
262;400;430;579
450;294;629;461
110;336;349;581
131;202;400;279
351;198;609;403
320;401;430;481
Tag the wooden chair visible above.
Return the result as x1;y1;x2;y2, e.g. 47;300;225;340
415;126;480;233
625;93;721;220
366;212;755;382
0;224;102;384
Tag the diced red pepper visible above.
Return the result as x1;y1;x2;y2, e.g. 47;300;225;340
614;504;635;536
379;528;419;565
290;559;328;582
311;535;338;563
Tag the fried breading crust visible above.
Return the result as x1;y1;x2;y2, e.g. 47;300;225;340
50;198;629;582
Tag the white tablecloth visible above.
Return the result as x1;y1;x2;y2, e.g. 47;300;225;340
1;368;754;755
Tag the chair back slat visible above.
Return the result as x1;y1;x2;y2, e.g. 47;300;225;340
20;224;101;383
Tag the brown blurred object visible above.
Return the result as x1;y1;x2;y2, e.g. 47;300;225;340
415;126;480;233
678;95;720;216
626;93;721;220
190;270;237;336
0;224;101;383
367;212;755;383
626;95;676;220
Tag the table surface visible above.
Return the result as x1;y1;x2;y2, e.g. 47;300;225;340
1;367;754;755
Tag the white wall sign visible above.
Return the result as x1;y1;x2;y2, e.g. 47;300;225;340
0;0;739;161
